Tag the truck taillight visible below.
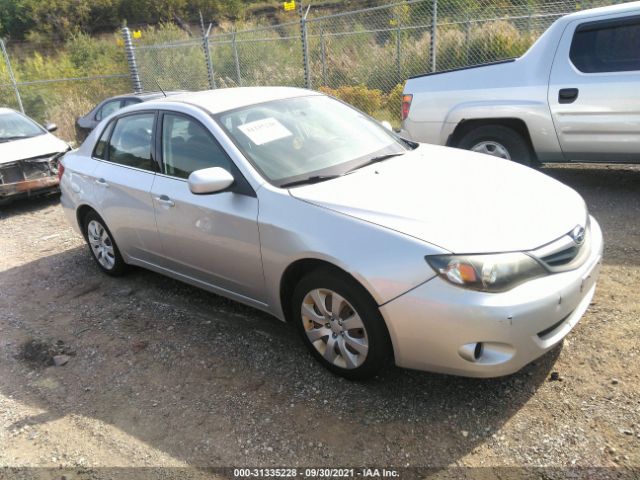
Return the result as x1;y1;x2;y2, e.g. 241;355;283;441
401;94;413;121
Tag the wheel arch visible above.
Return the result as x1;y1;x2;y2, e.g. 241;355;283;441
279;258;378;324
76;204;97;238
448;118;537;161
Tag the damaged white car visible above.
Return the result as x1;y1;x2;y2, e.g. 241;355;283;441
0;108;70;205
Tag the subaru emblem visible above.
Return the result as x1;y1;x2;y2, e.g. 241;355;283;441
571;225;586;245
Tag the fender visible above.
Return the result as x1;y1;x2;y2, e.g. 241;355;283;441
441;100;564;162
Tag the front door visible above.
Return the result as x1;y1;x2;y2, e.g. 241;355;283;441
548;14;640;163
151;111;265;302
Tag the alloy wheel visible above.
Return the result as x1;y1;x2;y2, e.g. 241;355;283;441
471;140;511;160
87;220;116;270
301;288;369;369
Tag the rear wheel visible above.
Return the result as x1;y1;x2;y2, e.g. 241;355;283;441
458;124;533;167
292;268;391;380
83;211;127;276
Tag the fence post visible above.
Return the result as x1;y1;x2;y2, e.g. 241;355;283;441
299;3;311;89
320;28;327;87
200;12;216;89
0;39;24;113
464;18;470;66
430;0;438;72
232;29;242;87
395;12;402;82
122;26;142;93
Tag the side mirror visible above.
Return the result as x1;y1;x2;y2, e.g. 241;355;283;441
381;120;392;132
45;123;58;133
188;167;234;194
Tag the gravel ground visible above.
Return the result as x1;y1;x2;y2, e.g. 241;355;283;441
0;164;638;478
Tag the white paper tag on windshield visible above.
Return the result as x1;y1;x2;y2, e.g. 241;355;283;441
238;117;293;145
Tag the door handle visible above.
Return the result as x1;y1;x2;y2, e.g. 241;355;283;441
155;194;175;207
94;178;109;187
559;88;579;104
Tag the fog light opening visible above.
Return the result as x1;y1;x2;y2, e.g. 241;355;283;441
474;342;484;361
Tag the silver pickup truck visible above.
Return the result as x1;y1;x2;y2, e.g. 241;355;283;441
400;2;640;166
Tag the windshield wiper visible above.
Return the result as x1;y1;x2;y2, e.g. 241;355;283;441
280;175;342;188
345;152;406;174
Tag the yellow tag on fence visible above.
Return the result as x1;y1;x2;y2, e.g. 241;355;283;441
283;0;296;11
133;30;142;39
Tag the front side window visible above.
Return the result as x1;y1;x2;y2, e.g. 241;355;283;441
161;113;231;179
107;113;155;171
216;95;409;186
570;17;640;73
0;111;44;142
96;100;123;121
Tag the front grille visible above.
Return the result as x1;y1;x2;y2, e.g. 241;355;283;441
22;159;53;180
0;164;23;184
530;223;591;273
541;245;581;267
0;154;58;185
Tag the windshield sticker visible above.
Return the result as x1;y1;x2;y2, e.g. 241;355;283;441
238;117;293;145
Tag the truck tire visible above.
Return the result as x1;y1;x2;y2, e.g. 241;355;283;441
457;125;533;167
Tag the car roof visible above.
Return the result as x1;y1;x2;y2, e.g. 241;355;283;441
152;87;321;114
0;107;22;115
106;91;186;102
561;1;640;22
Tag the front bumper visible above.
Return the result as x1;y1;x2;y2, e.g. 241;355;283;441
0;155;62;203
381;216;603;377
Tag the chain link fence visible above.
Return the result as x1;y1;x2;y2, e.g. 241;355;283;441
300;0;593;122
0;38;130;144
210;21;305;88
0;0;621;143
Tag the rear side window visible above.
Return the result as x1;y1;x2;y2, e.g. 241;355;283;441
107;113;156;171
121;98;140;108
96;100;122;121
570;16;640;73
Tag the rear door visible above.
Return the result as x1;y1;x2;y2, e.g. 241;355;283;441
548;13;640;162
150;111;264;302
91;111;163;263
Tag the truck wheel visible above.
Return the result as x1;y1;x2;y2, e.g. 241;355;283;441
458;125;533;167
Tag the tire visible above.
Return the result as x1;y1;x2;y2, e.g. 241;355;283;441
83;210;128;276
291;268;392;380
457;124;533;167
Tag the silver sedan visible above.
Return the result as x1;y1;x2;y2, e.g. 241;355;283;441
60;87;603;379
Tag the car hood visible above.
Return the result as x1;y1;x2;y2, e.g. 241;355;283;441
0;133;69;165
290;144;587;253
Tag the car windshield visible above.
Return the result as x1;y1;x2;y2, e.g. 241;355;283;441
216;95;410;186
0;111;44;142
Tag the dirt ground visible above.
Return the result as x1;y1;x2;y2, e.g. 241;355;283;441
0;164;639;478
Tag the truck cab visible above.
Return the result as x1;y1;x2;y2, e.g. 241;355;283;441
401;3;640;166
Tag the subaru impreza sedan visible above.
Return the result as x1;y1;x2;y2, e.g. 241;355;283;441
59;87;602;380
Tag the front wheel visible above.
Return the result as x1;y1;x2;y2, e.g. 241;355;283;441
292;268;392;380
457;124;533;167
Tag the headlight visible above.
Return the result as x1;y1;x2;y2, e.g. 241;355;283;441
425;252;547;293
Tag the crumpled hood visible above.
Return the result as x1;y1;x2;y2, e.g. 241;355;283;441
290;144;587;253
0;133;69;165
